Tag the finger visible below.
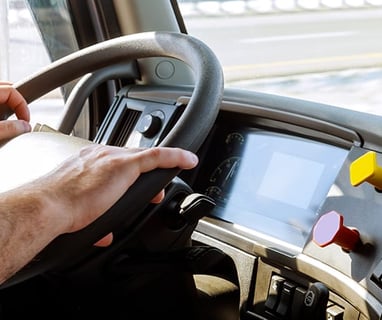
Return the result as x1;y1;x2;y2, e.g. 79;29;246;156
0;84;30;121
151;189;165;204
0;120;31;140
133;147;199;173
93;233;113;247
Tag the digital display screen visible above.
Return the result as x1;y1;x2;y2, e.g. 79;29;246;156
257;152;325;209
204;129;348;249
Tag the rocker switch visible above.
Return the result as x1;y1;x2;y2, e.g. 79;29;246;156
275;281;296;317
291;286;307;319
264;275;285;311
300;282;329;320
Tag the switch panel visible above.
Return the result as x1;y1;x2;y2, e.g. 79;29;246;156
262;274;341;320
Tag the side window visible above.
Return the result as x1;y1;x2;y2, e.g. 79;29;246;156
1;0;64;128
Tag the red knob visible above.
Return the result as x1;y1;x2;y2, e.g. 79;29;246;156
313;211;360;252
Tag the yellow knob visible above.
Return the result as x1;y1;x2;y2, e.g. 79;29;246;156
350;151;382;190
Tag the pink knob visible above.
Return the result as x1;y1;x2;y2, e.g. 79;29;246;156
313;211;360;252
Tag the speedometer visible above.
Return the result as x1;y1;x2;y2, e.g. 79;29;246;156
205;156;241;203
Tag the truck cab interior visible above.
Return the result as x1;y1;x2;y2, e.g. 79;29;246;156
0;1;382;319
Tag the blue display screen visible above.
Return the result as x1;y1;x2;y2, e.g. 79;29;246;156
207;130;348;249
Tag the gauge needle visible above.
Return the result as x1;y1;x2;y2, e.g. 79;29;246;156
222;159;239;188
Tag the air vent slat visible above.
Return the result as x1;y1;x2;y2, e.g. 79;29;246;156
113;109;141;146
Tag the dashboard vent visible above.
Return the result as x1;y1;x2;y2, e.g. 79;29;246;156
113;109;141;146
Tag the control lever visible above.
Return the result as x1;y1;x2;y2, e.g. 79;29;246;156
179;193;216;224
300;282;329;320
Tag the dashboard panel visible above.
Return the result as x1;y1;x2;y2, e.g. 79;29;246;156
187;98;382;319
101;85;382;319
191;120;373;319
193;124;348;250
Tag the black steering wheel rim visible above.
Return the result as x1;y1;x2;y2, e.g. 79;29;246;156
1;31;223;288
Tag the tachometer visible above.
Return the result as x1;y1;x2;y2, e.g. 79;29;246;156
225;132;244;154
206;156;241;203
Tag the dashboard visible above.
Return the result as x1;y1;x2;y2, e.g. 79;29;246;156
97;85;382;319
194;124;348;250
186;93;382;319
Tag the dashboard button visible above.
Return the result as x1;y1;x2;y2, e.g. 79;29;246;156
275;281;296;317
137;113;162;138
313;210;360;252
300;282;330;320
264;275;285;311
326;304;344;320
291;286;307;320
350;151;382;190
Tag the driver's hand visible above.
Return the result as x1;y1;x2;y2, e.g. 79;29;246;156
0;127;198;285
36;144;199;242
0;82;31;140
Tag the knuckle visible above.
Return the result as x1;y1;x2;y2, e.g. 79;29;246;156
79;144;109;159
146;147;162;159
3;121;16;134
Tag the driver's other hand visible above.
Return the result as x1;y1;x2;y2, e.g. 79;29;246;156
0;82;31;141
94;189;165;247
39;144;199;237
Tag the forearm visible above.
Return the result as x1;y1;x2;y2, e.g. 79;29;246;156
0;144;199;284
0;187;62;284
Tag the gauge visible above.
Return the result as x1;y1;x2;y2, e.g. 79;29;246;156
205;186;222;200
206;156;241;203
225;132;244;154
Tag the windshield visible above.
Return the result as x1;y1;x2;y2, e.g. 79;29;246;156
179;0;382;115
2;0;80;127
3;0;382;125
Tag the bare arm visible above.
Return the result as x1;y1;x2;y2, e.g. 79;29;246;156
0;144;198;284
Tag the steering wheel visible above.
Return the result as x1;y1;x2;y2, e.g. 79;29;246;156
0;31;223;288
